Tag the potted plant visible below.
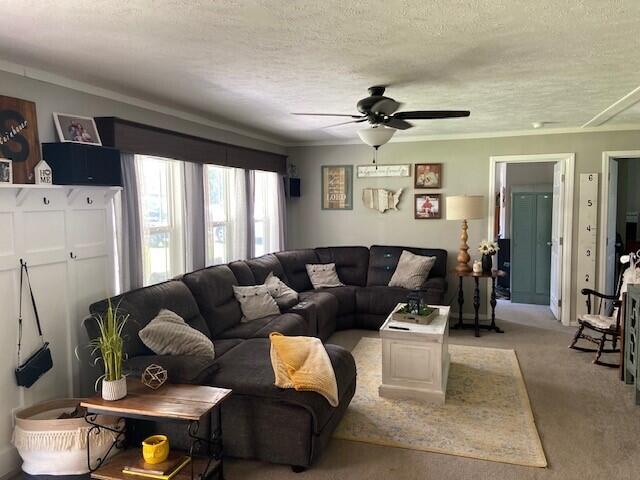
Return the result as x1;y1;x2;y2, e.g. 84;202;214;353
478;240;500;273
89;299;129;401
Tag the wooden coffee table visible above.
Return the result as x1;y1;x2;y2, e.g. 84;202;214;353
81;379;231;480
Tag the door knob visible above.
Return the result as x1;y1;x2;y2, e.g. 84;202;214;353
547;241;552;246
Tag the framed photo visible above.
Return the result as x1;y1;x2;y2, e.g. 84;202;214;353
53;113;102;146
0;95;41;183
414;163;442;188
0;158;13;184
356;164;411;178
415;193;441;219
321;165;353;210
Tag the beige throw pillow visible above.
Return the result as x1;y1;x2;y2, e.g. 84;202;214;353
265;272;299;309
306;263;344;289
139;309;215;358
388;250;436;289
233;284;281;321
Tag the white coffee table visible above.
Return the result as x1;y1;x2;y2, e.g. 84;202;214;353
378;304;450;404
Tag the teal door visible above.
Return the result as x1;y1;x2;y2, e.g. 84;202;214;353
511;192;552;304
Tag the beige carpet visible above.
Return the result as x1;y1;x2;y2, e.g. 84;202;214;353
334;337;547;467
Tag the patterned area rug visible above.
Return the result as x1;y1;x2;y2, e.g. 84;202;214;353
333;338;547;467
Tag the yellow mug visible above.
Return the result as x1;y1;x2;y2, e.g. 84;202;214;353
142;435;170;464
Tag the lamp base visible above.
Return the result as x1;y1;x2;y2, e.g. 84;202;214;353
455;219;472;275
455;263;472;274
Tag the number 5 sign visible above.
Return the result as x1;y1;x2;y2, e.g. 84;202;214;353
576;173;598;319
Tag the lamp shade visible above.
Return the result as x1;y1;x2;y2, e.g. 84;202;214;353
446;195;484;220
357;126;396;147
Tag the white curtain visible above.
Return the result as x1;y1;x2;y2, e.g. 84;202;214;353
276;174;288;251
229;168;249;261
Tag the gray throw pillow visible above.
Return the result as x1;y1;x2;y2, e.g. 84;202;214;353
233;284;281;321
306;263;344;289
139;309;215;358
388;250;437;290
265;272;299;309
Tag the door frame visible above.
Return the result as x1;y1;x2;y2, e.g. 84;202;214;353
598;151;640;294
488;153;575;325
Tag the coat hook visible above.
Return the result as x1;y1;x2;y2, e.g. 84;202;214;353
70;252;77;259
43;197;50;205
87;197;93;205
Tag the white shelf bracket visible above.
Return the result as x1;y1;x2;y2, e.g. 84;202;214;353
15;188;30;207
67;188;82;204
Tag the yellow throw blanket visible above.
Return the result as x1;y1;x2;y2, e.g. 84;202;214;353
269;332;339;407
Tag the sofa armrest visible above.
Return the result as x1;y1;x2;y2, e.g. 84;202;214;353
285;301;318;337
423;276;447;292
125;355;219;385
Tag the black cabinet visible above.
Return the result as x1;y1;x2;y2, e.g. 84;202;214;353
42;143;122;186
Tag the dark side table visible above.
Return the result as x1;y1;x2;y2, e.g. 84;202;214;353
452;269;506;337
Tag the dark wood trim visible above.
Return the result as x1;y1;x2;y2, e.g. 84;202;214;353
94;117;286;174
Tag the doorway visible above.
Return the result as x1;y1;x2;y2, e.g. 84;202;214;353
488;154;575;325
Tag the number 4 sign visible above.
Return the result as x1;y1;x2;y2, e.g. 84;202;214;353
576;173;598;319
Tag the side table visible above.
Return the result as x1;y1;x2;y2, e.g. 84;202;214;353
81;379;231;480
452;269;506;337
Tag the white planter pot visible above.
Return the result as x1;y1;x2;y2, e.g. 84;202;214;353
102;377;127;401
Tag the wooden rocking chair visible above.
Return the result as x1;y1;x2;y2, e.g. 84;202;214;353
569;260;627;367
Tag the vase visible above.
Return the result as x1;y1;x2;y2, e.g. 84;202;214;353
481;254;493;273
102;377;127;401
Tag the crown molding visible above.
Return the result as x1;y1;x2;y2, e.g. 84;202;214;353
0;59;287;149
582;85;640;127
285;123;640;148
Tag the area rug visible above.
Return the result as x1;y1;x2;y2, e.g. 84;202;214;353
333;338;547;467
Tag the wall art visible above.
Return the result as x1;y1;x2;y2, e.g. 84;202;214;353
414;163;442;188
53;113;102;146
321;165;353;210
357;164;411;178
415;193;442;219
0;95;41;183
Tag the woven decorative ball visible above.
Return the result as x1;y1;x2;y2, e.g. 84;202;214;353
141;364;168;390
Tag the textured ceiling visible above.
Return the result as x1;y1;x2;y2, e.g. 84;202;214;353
1;0;639;144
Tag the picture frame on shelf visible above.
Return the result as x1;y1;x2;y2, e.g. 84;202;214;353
0;95;41;183
414;193;441;219
414;163;442;188
356;164;411;178
321;165;353;210
0;158;13;184
53;113;102;146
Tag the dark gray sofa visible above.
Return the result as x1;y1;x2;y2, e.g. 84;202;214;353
86;245;447;469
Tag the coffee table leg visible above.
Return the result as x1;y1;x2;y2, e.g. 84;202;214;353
457;276;464;328
188;410;224;480
473;277;480;337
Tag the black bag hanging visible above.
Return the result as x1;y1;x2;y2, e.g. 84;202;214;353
15;259;53;388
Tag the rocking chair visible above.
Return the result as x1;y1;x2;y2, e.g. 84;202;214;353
569;258;628;367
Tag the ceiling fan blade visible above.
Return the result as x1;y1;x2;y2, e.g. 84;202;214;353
371;98;402;115
395;110;470;119
292;112;364;118
323;118;368;128
383;118;413;130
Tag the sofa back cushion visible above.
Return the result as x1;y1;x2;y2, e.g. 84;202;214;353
245;253;289;284
274;249;320;292
88;280;209;358
228;261;256;286
315;246;370;286
182;265;243;337
367;245;448;286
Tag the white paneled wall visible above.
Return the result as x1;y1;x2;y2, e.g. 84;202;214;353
0;185;118;477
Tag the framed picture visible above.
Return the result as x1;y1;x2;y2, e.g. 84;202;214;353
0;158;13;184
415;193;441;219
0;95;41;183
356;164;411;178
414;163;442;188
53;113;102;146
321;165;353;210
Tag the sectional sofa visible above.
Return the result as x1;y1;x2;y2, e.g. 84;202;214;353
86;245;447;469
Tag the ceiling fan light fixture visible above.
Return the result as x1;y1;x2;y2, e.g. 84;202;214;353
357;125;396;147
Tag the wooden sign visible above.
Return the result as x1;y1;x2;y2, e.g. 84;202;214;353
356;164;411;178
576;173;598;319
0;95;41;184
321;165;353;210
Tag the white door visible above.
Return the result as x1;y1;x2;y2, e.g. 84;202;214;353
605;160;619;295
550;162;564;320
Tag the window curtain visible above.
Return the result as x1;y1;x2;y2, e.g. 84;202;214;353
184;162;205;271
229;168;249;261
245;169;256;259
116;153;143;292
277;174;288;251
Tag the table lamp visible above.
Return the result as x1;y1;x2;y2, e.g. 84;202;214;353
446;195;484;274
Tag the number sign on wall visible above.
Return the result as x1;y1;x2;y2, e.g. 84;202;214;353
576;173;598;319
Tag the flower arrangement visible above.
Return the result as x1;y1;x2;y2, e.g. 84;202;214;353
478;240;500;256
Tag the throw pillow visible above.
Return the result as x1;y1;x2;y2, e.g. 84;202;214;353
233;284;281;321
306;263;344;289
139;309;215;358
265;272;299;309
388;250;437;289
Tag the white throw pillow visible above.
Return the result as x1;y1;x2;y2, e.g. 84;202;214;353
388;250;437;290
265;272;299;308
306;263;344;289
233;284;281;321
139;309;215;358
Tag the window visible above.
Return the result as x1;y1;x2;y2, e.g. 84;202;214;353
254;170;281;256
136;155;185;286
204;165;233;265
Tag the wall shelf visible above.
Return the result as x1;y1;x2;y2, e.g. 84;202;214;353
0;184;122;206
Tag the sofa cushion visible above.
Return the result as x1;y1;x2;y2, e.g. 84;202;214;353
265;272;299;309
216;313;307;340
209;339;356;434
275;249;319;292
139;309;215;358
356;286;411;316
126;354;219;385
246;253;289;284
317;286;357;316
315;246;370;286
228;261;256;286
367;245;447;286
298;291;339;341
233;284;281;321
388;250;437;289
182;265;243;338
88;280;209;358
306;263;344;289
